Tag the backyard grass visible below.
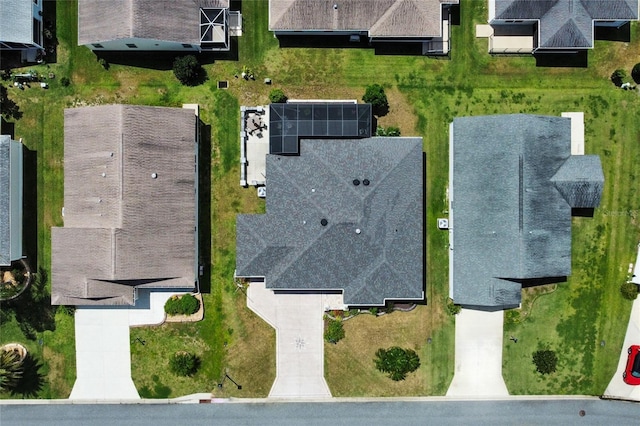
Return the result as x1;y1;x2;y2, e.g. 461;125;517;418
2;0;640;399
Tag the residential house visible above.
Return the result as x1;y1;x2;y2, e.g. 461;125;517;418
78;0;241;52
236;102;424;306
0;135;23;267
269;0;459;55
51;105;199;306
0;0;44;62
487;0;639;53
449;114;603;310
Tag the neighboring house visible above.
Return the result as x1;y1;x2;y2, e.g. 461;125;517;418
51;105;199;306
449;114;604;310
488;0;639;53
0;0;44;62
236;102;424;306
0;135;23;267
78;0;241;52
269;0;459;54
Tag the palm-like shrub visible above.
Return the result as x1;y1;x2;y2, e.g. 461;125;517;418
532;349;558;375
374;346;420;381
169;351;199;377
0;349;24;391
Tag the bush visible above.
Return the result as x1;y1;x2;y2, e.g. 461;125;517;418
169;351;199;377
621;282;638;300
324;318;345;344
362;84;389;116
375;126;401;137
632;63;640;84
446;299;462;315
532;349;557;375
374;346;420;381
164;293;200;316
611;69;627;87
60;77;70;87
0;349;24;391
269;88;288;103
369;307;378;316
173;55;202;86
97;57;109;70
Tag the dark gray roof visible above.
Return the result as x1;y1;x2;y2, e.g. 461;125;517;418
52;105;198;306
78;0;229;46
270;0;458;38
0;0;34;45
269;103;371;154
0;135;23;267
450;115;604;309
236;137;424;306
494;0;639;48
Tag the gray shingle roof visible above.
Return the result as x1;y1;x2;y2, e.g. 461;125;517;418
0;0;35;45
450;115;604;309
236;137;424;306
494;0;639;48
51;105;198;306
270;0;458;38
78;0;229;46
0;135;23;267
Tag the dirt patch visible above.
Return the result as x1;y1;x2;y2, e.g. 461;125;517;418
377;87;418;135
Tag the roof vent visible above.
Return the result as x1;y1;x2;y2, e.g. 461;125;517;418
321;218;328;226
355;228;361;234
353;179;360;186
151;173;158;179
333;4;338;10
101;172;106;177
363;179;370;186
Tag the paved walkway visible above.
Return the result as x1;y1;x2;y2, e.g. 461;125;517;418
604;278;640;399
247;282;331;398
70;290;186;400
446;309;509;397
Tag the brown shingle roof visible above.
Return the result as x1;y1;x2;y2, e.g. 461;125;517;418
269;0;458;37
78;0;229;45
52;105;198;306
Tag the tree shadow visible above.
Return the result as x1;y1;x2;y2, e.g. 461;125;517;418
1;86;23;121
8;267;57;340
43;0;59;64
10;353;45;397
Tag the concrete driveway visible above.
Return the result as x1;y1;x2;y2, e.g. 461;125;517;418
446;309;509;397
603;295;640;400
69;307;140;400
247;282;331;398
70;290;185;400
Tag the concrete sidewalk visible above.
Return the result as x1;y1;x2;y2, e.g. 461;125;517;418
247;282;331;398
603;295;640;400
446;309;509;397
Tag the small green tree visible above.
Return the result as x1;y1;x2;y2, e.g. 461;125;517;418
532;349;557;375
611;69;627;87
173;55;202;85
324;318;345;344
269;88;288;103
374;346;420;381
60;77;70;87
446;299;461;315
169;351;199;376
362;84;389;116
632;63;640;84
621;282;638;300
0;349;24;391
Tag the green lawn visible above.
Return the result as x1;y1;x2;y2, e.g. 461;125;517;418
2;0;640;398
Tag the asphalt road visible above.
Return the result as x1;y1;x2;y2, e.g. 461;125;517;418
2;398;640;426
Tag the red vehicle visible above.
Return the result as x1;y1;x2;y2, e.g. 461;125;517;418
623;345;640;385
